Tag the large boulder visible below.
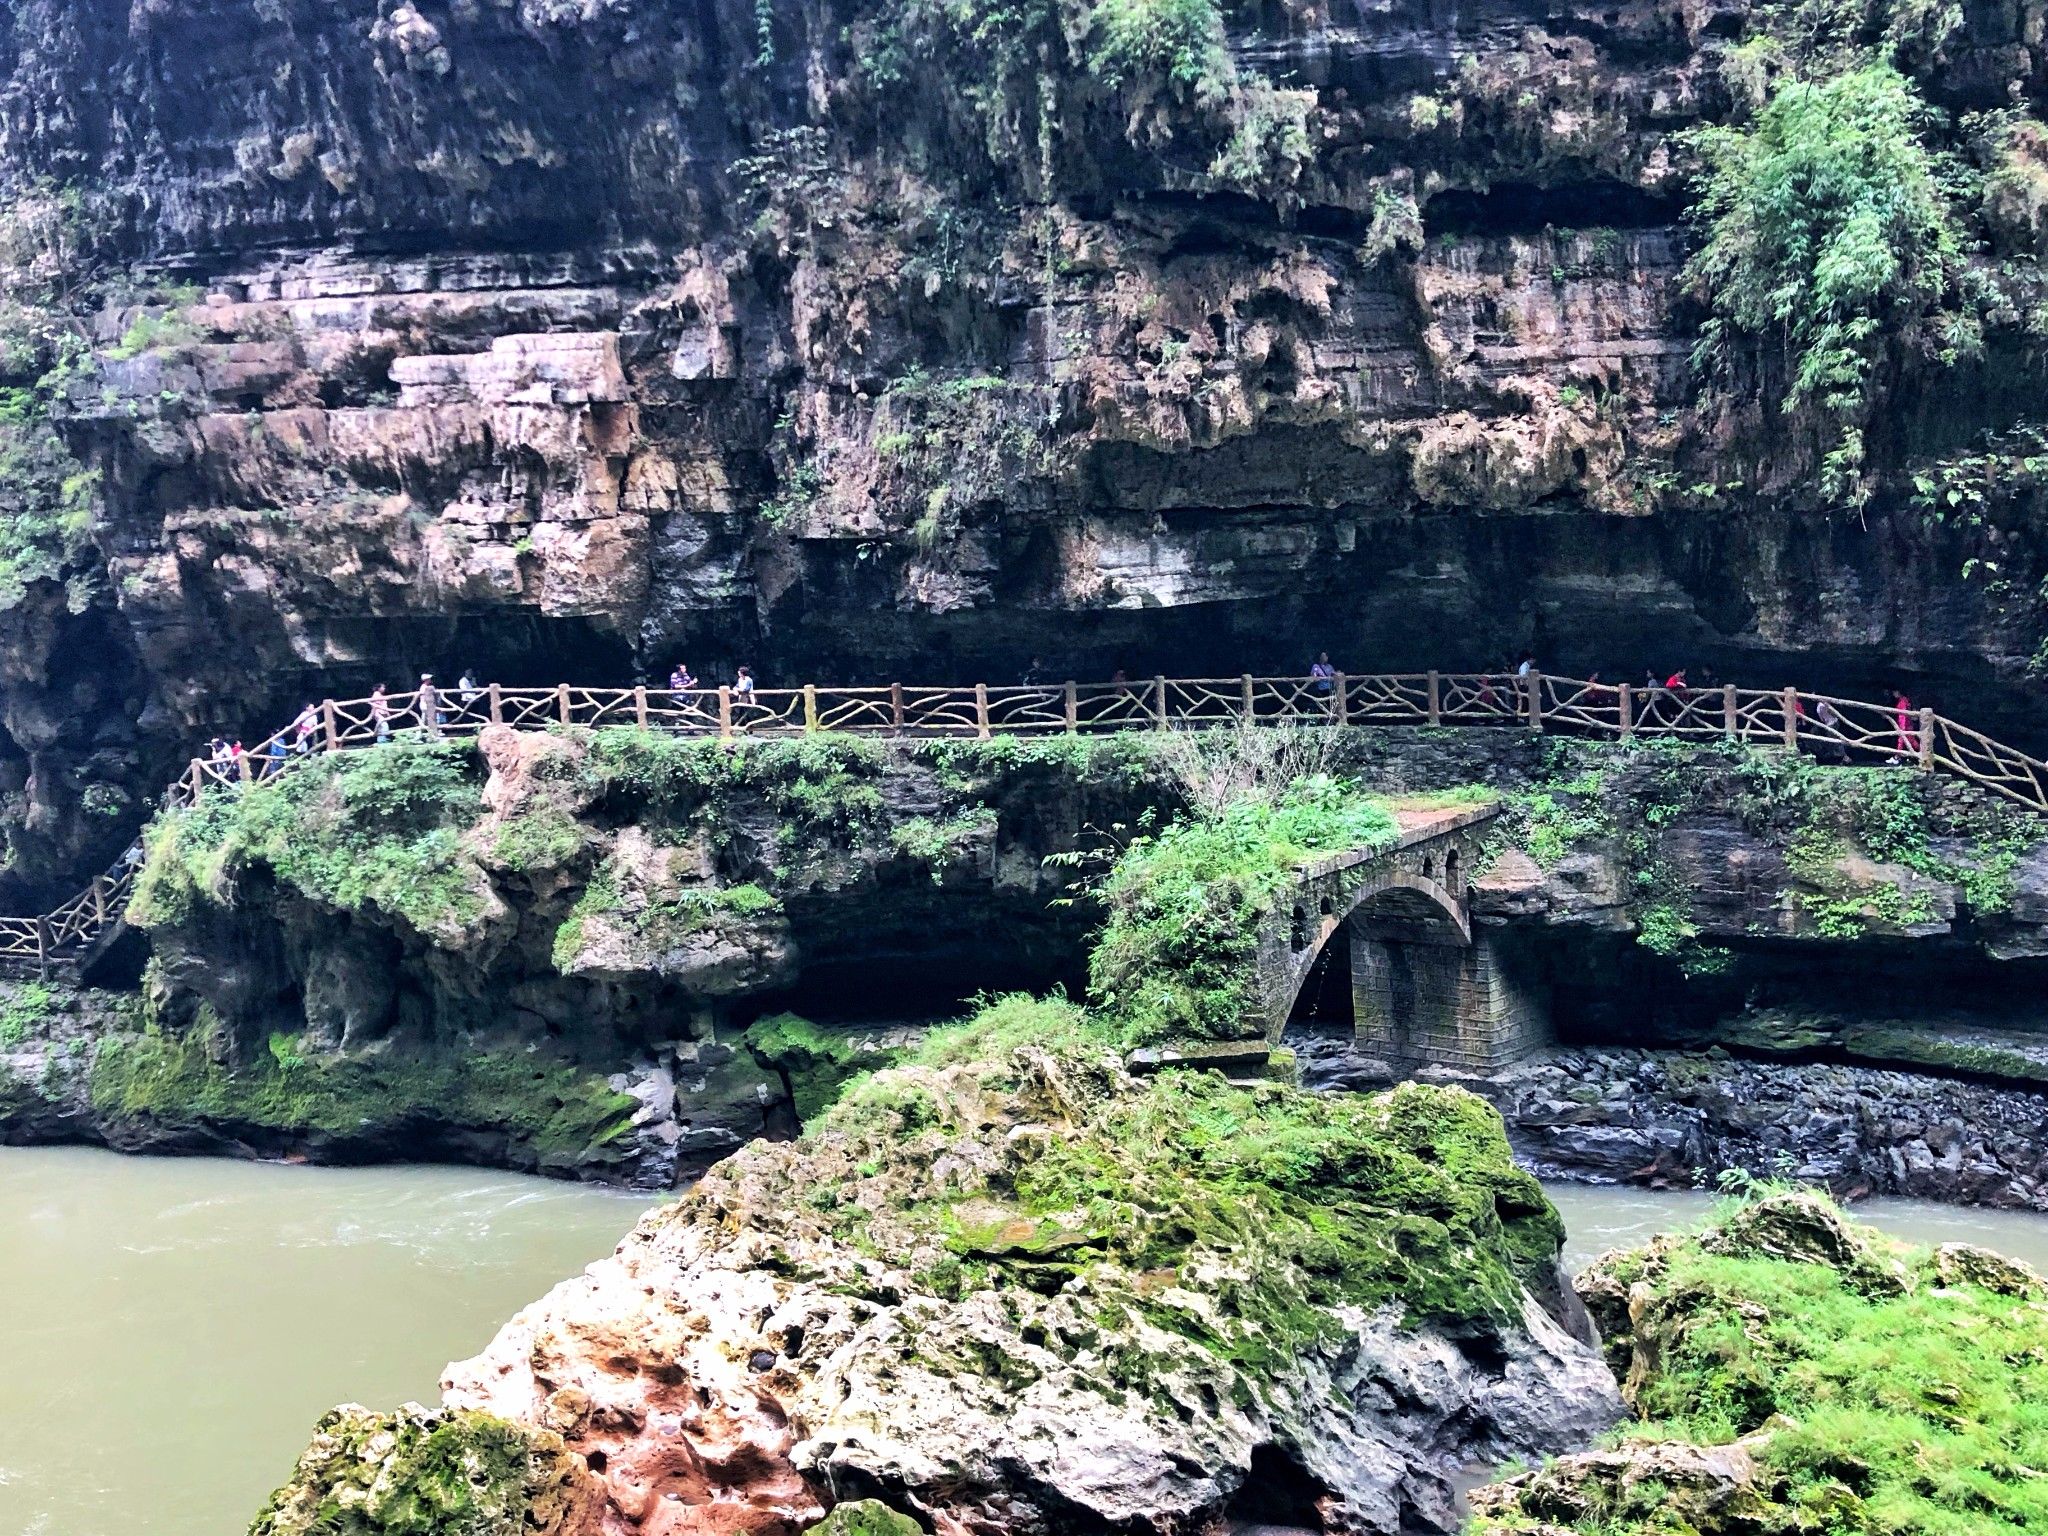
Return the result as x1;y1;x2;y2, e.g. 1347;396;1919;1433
265;1007;1623;1536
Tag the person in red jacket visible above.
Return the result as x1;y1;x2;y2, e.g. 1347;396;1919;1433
1893;689;1919;760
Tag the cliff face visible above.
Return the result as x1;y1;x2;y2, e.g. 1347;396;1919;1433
5;0;2048;895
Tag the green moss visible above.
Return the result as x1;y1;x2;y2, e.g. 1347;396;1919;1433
128;742;484;935
250;1404;584;1536
1513;770;1612;868
807;1501;924;1536
1485;1194;2048;1535
746;1011;901;1120
555;860;782;967
0;191;103;612
1836;1025;2048;1083
1087;778;1398;1044
888;808;996;878
816;996;1563;1335
488;802;586;873
549;864;620;970
89;1025;637;1160
0;980;53;1046
917;734;1163;808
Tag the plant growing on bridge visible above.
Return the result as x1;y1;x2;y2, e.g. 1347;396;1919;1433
1088;777;1397;1044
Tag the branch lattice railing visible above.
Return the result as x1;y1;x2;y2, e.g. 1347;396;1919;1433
6;672;2043;975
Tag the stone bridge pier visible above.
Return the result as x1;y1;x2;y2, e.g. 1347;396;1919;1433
1256;802;1550;1073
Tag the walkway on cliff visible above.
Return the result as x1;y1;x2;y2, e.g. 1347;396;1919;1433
8;671;2043;976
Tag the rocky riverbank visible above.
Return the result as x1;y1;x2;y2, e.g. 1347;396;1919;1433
1486;1048;2048;1210
1293;1029;2048;1211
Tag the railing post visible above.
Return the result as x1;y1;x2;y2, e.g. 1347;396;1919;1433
35;916;49;981
1241;673;1255;722
1333;672;1349;725
321;700;339;751
556;684;572;727
1426;670;1441;725
974;683;991;740
1525;672;1543;732
1064;679;1078;734
488;683;503;725
237;751;253;786
634;685;649;729
1618;683;1633;740
1723;684;1738;740
1918;708;1936;772
890;682;905;733
1152;675;1168;729
1782;687;1799;750
189;759;205;799
803;684;819;733
717;686;733;740
91;879;105;927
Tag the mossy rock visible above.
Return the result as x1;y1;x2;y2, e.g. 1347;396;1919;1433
805;1501;924;1536
746;1012;901;1121
1509;1190;2048;1534
89;1023;638;1164
249;1404;597;1536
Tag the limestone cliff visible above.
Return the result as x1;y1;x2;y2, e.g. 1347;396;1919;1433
3;0;2048;897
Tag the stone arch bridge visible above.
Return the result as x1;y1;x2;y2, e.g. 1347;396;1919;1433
1251;801;1542;1071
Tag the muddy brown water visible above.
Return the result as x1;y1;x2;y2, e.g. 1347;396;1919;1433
3;1148;2046;1536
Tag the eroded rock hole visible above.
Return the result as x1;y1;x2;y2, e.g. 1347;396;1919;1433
1226;1443;1328;1529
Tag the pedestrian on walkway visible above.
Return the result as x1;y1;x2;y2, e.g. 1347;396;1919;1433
291;703;318;755
1892;689;1919;760
1814;697;1848;764
457;670;480;719
371;684;391;744
418;673;444;736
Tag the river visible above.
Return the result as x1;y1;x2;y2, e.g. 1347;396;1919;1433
4;1149;2047;1536
0;1148;650;1536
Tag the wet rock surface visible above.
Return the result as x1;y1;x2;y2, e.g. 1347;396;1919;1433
1472;1047;2048;1210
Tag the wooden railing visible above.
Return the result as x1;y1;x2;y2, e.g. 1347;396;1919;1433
6;671;2043;975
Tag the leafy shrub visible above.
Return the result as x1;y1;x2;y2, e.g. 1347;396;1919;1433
127;743;484;935
1089;778;1398;1043
1683;64;1976;506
